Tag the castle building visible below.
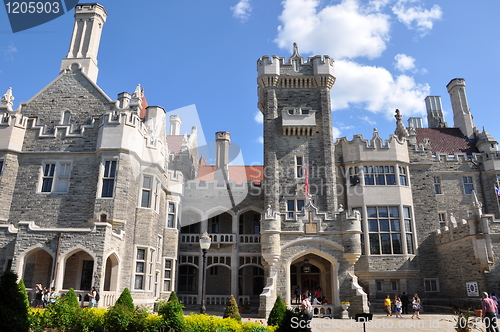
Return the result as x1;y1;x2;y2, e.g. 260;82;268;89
1;3;500;317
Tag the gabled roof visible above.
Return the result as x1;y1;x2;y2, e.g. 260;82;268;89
196;165;264;184
414;128;478;155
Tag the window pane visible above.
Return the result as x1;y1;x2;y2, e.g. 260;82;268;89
287;200;294;211
164;280;171;292
136;262;144;273
368;219;378;232
380;234;391;254
137;249;145;260
168;215;175;228
141;190;151;207
165;260;171;269
386;174;396;185
168;203;175;213
403;207;411;218
297;200;304;212
389;207;399;218
392;234;402;254
109;160;117;177
375;174;385;185
143;177;152;189
405;219;412;232
391;219;401;232
379;219;389;232
365;174;374;185
135;275;143;289
367;207;377;218
406;234;414;254
102;179;114;197
369;234;380;254
56;178;68;192
59;163;70;177
378;207;388;218
41;178;53;192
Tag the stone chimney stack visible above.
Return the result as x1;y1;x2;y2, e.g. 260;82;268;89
446;78;475;138
60;3;107;82
170;115;182;135
215;132;231;170
425;96;447;128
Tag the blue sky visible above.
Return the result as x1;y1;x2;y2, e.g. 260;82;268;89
1;0;499;165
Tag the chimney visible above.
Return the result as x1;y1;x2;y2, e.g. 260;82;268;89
215;132;231;170
60;3;107;82
425;96;447;128
446;78;475;138
169;115;182;135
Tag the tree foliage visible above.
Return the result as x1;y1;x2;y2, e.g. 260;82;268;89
267;295;286;327
223;295;241;322
0;270;30;332
115;287;135;311
159;291;184;332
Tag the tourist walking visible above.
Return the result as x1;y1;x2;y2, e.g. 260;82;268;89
411;294;421;319
395;296;402;318
384;294;392;316
88;286;97;308
482;292;500;332
301;293;313;321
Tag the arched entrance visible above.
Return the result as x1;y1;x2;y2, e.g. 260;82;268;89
22;249;53;289
289;253;335;305
62;250;94;291
103;253;119;292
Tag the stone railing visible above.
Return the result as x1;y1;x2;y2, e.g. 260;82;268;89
239;235;261;243
180;233;244;244
179;295;198;305
287;304;334;318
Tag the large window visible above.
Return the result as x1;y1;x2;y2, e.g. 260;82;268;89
178;265;198;293
101;160;117;197
404;207;414;254
434;176;442;194
40;161;71;193
363;166;396;185
135;248;146;290
463;176;474;195
287;199;305;219
424;278;439;292
367;206;402;254
164;259;172;292
167;203;176;228
141;176;152;207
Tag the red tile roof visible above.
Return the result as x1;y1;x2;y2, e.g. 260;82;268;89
414;128;478;155
196;165;264;184
166;135;184;155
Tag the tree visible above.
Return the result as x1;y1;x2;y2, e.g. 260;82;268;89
267;295;287;327
45;288;80;330
115;287;135;311
17;278;30;309
159;291;184;332
223;295;241;321
0;270;30;332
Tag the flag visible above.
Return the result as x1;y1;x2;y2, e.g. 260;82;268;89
496;187;500;197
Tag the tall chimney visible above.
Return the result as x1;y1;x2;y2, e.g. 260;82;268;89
446;78;475;138
425;96;447;128
215;132;231;170
60;3;107;82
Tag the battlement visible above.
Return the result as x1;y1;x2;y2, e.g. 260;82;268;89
336;130;409;163
257;44;334;79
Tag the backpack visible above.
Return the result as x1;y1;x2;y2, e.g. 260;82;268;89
95;291;100;302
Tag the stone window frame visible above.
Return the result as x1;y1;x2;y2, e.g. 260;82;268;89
462;176;474;195
167;202;176;228
424;278;439;292
286;198;305;219
438;212;447;228
295;155;304;178
38;160;72;194
163;258;173;292
134;247;147;290
433;176;442;194
99;159;117;198
358;205;415;256
139;174;160;211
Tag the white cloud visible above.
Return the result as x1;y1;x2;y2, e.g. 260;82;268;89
275;0;390;60
254;110;263;124
361;116;377;126
231;0;252;22
331;60;429;119
394;53;415;72
392;0;442;36
332;126;341;139
2;43;17;61
256;136;264;144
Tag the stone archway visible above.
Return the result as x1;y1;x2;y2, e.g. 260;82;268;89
22;248;53;290
62;250;94;291
290;253;334;305
103;253;119;292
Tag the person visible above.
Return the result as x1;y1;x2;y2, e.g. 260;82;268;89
301;293;313;321
88;286;97;308
315;286;322;300
482;292;500;332
492;296;499;317
411;294;421;319
384;294;392;316
34;283;43;308
401;292;409;314
294;286;301;304
312;296;321;305
42;287;49;308
394;297;402;318
48;287;58;304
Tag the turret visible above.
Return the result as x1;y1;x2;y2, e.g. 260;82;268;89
446;78;475;138
169;115;182;135
60;3;107;82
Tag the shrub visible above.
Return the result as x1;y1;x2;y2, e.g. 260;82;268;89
223;295;241;321
242;322;274;332
45;288;80;330
104;304;134;332
75;308;106;332
28;308;46;332
143;313;166;332
267;295;286;327
184;313;243;332
0;270;30;332
158;292;184;332
115;287;135;311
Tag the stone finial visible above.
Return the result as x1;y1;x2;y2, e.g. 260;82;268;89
292;42;300;57
394;109;409;140
131;84;142;104
1;87;14;110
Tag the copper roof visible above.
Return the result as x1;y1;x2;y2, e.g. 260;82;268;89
414;128;478;155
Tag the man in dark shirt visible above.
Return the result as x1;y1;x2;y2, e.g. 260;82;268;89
401;292;409;315
482;292;500;332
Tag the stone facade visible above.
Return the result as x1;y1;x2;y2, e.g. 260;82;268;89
1;3;500;319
